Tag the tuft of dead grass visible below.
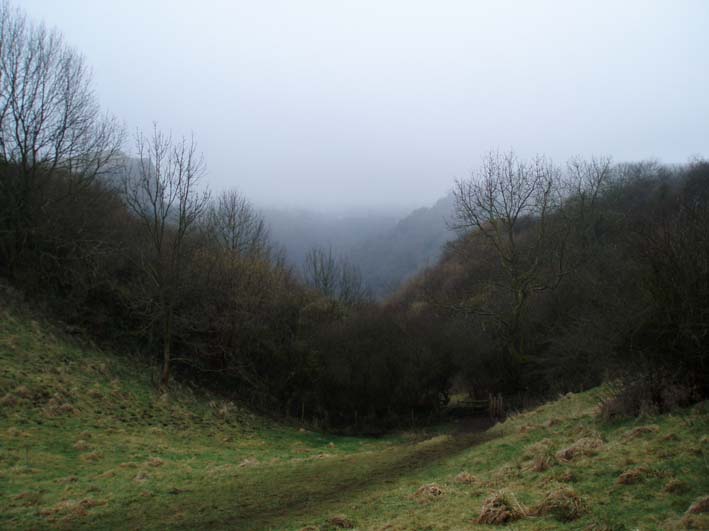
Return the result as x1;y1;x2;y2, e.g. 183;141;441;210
555;437;603;462
73;439;91;451
534;486;587;521
523;438;556;472
14;385;33;398
0;393;18;407
454;471;480;485
623;424;660;440
617;466;651;485
476;490;528;525
133;471;149;483
80;451;102;462
43;395;76;417
39;498;106;519
238;457;259;468
13;491;43;506
146;457;164;467
687;495;709;514
664;478;688;493
518;424;539;434
327;514;354;528
412;483;445;503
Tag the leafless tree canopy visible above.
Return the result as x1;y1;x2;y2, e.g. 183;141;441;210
0;0;122;269
304;246;371;306
206;189;270;258
0;1;121;177
121;124;210;387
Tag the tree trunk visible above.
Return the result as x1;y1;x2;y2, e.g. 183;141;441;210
161;312;172;388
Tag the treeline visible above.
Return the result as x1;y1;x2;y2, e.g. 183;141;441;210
0;1;450;430
2;1;707;431
391;153;709;415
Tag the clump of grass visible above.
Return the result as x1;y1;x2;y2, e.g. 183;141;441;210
533;485;587;521
523;438;556;472
146;457;164;467
617;466;651;485
663;478;688;493
0;393;18;407
555;436;603;462
327;514;354;528
476;489;528;525
238;457;258;468
687;495;709;514
454;471;480;484
412;483;445;503
73;439;91;451
671;496;709;531
622;424;660;440
133;471;149;483
80;451;102;462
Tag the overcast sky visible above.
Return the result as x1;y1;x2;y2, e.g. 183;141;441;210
22;1;709;211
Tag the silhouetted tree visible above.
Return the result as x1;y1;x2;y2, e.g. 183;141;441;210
121;125;209;388
0;1;122;273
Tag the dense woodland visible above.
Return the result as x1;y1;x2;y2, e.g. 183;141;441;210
1;2;707;432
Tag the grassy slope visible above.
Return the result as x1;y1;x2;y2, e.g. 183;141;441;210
1;304;707;531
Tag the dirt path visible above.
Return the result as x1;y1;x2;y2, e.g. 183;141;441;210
217;425;499;529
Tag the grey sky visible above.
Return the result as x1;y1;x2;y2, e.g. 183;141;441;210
22;1;709;211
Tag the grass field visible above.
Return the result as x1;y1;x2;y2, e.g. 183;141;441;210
1;303;708;530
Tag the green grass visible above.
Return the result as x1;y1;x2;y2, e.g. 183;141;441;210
1;303;708;530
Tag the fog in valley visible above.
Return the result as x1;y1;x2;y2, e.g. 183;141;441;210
21;1;708;293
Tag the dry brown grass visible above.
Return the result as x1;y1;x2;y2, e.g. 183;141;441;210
476;490;528;524
238;457;259;468
43;395;76;417
518;424;539;434
454;471;480;485
664;479;688;493
39;497;106;519
13;385;33;399
623;424;660;440
146;457;164;467
73;439;91;451
687;496;709;514
555;437;604;462
13;491;43;507
412;483;446;503
617;466;651;485
327;514;354;528
80;451;102;462
534;486;587;521
0;393;18;407
523;438;556;472
133;471;149;483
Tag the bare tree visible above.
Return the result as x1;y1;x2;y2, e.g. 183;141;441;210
304;246;339;299
452;150;562;364
206;189;270;258
304;246;371;306
0;1;122;270
122;124;210;388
